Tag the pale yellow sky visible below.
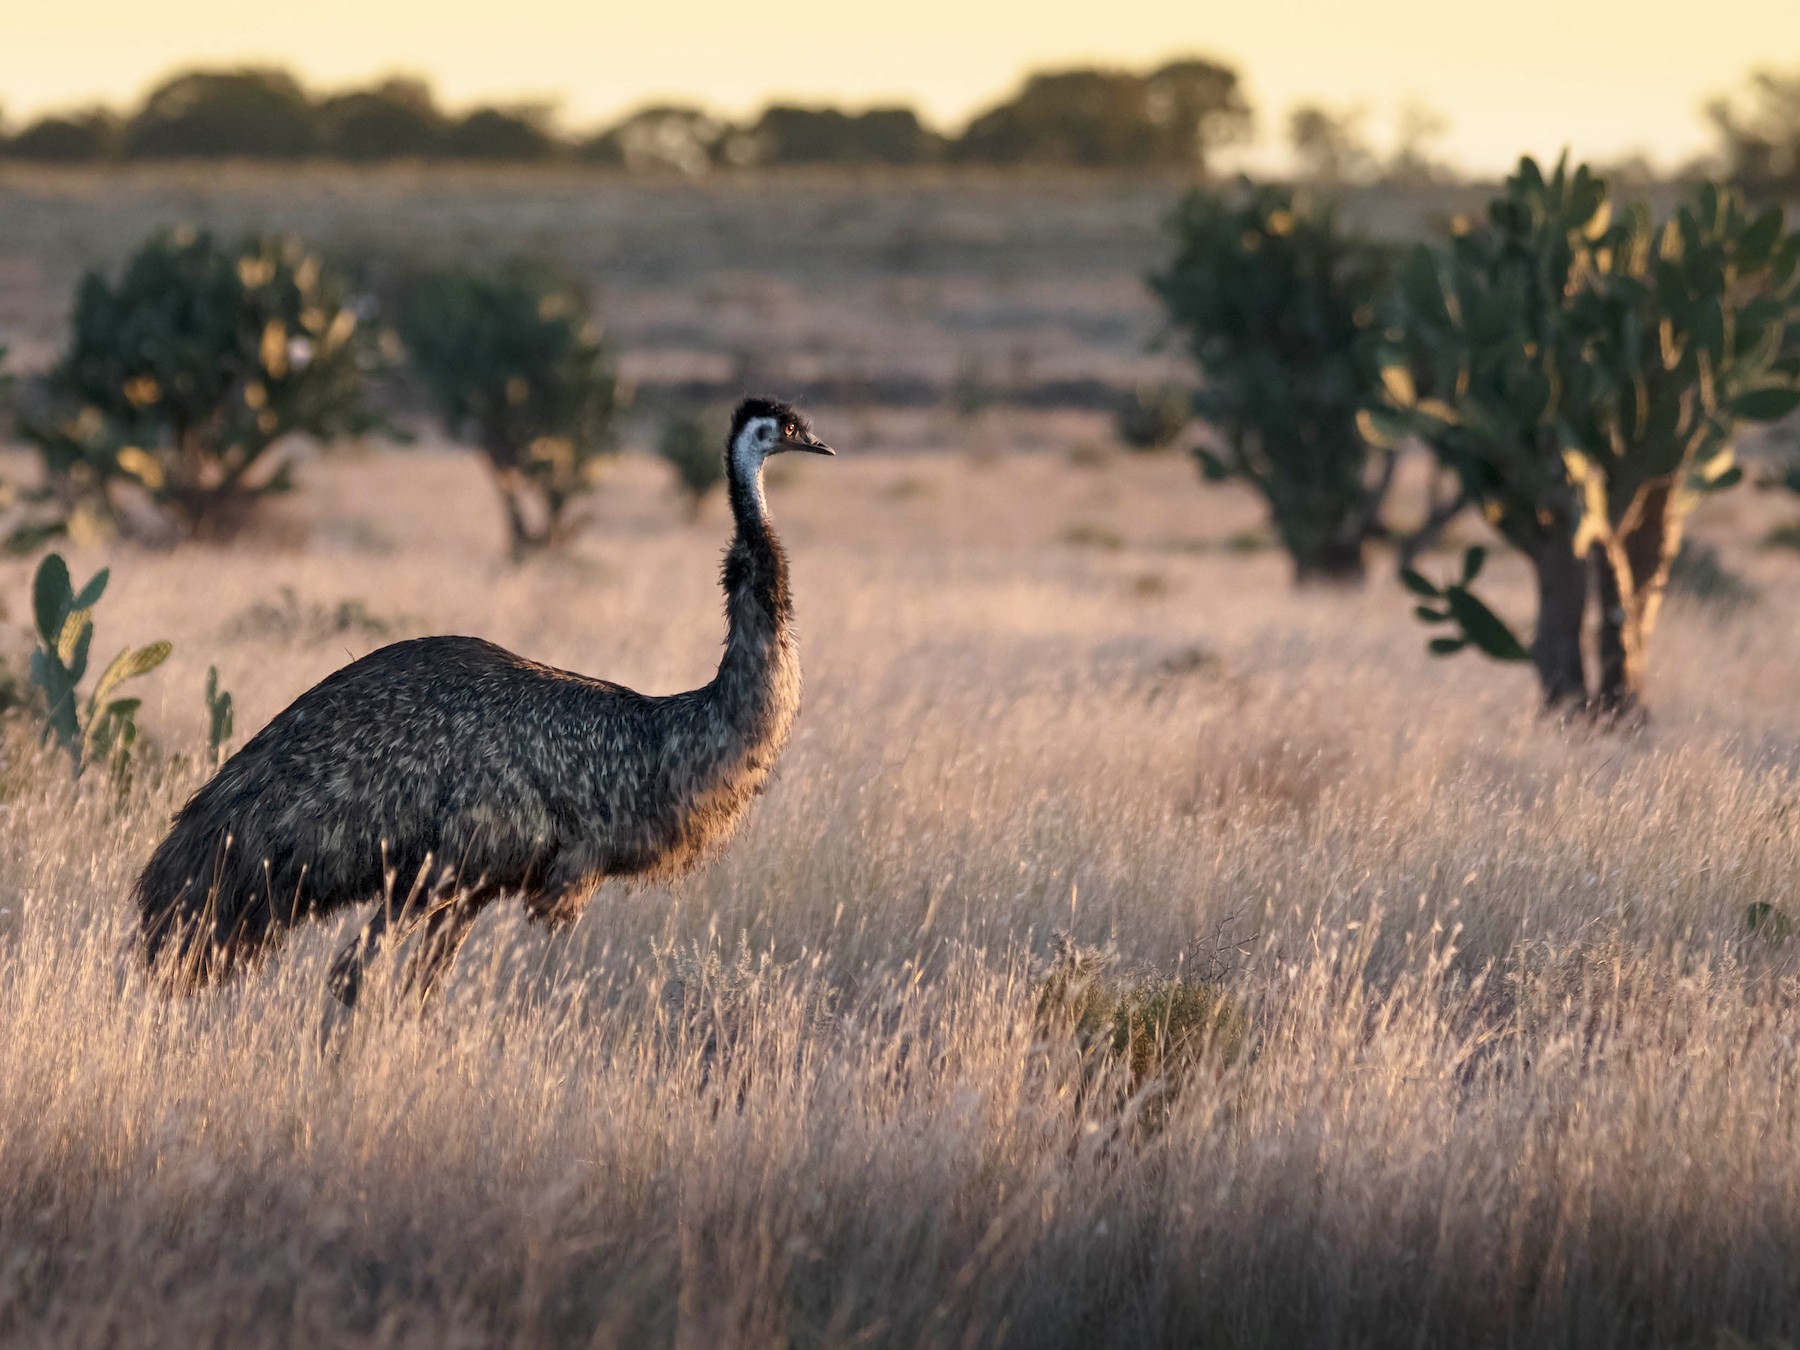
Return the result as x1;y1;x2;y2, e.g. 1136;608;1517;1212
2;0;1795;172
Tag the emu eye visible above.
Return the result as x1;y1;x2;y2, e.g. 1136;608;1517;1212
783;422;796;438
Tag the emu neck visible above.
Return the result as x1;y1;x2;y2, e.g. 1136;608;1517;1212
713;450;796;713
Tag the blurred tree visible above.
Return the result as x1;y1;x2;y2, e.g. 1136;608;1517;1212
1386;101;1453;185
657;409;727;516
748;106;942;165
399;265;624;558
1143;59;1254;169
581;106;730;173
20;229;381;540
1288;104;1375;185
955;58;1250;171
3;109;117;161
443;106;557;161
122;68;317;159
317;78;444;160
1706;69;1800;196
1154;182;1393;582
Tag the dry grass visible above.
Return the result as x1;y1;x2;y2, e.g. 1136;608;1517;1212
4;427;1800;1348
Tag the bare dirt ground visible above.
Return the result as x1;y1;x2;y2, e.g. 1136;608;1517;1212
3;169;1800;1348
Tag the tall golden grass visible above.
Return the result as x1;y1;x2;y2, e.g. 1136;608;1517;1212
2;433;1799;1347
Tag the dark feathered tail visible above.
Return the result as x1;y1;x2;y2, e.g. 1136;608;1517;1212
134;800;288;988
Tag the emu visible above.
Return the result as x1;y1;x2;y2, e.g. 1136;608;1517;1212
134;396;833;1005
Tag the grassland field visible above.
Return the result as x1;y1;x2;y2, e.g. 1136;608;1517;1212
1;168;1800;1348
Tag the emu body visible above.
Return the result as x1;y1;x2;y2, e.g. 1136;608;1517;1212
135;397;831;999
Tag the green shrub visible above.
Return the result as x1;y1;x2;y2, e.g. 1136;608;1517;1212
122;68;316;159
399;265;624;559
21;229;381;541
1153;181;1393;582
656;410;726;515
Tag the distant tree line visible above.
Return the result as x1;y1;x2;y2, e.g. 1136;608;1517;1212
0;59;1250;171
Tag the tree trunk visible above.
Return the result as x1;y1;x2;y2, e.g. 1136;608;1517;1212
1530;531;1589;713
1291;536;1366;585
1593;483;1677;722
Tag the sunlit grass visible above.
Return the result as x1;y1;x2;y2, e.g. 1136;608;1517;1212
2;437;1800;1347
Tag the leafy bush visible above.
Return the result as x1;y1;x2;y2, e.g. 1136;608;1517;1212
955;59;1250;170
26;554;171;781
3;110;117;162
1153;182;1393;582
316;79;444;160
121;68;316;159
443;107;557;161
399;265;624;558
21;229;381;541
1384;157;1800;716
747;106;943;165
657;410;727;515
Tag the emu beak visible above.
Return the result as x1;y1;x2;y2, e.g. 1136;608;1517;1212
780;432;835;456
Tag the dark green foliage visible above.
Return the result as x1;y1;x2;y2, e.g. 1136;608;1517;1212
316;79;444;160
3;110;117;162
1114;384;1190;452
443;107;557;161
657;411;727;515
1400;547;1531;662
1154;182;1393;582
399;265;623;558
204;665;234;767
22;229;381;540
27;553;171;780
1384;156;1800;715
122;68;317;159
955;58;1250;170
749;106;942;165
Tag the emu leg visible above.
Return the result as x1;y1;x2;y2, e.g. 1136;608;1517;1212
401;891;497;1004
325;856;462;1008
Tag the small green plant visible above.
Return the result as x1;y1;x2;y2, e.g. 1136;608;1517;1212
1153;181;1394;582
400;264;625;560
1114;383;1190;452
1399;546;1531;661
204;665;234;766
1034;934;1244;1134
20;229;381;541
27;553;171;779
655;410;726;517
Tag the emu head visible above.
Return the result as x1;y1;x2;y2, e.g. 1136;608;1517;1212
727;397;834;475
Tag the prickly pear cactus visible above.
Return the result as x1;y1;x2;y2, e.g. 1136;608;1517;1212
1383;156;1800;715
21;229;381;541
27;553;172;779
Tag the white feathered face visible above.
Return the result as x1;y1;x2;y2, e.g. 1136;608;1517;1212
730;404;836;469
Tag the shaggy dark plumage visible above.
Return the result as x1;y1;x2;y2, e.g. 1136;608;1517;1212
135;396;833;1001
